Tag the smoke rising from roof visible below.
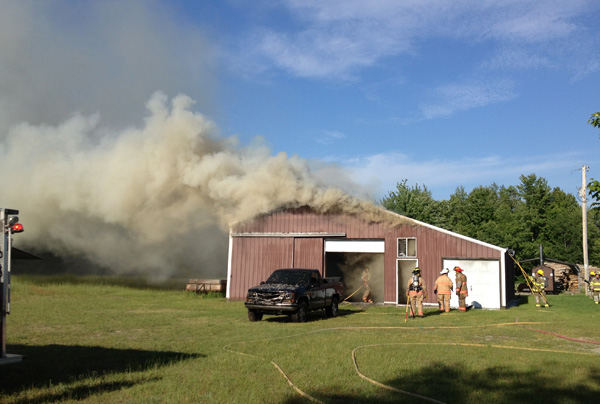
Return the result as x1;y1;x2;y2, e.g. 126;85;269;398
1;92;386;279
0;1;397;280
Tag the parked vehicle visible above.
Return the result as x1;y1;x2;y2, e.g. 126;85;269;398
244;269;345;322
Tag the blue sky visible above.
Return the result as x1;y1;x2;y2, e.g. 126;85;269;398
2;0;600;201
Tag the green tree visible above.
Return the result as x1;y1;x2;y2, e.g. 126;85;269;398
588;208;600;264
515;174;552;259
487;185;524;249
589;112;600;131
442;186;470;234
544;188;582;262
465;185;499;239
380;174;587;265
380;179;440;225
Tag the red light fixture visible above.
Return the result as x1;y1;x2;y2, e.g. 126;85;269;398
10;223;23;233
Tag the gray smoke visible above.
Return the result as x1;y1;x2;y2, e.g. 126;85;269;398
1;92;387;279
0;1;393;280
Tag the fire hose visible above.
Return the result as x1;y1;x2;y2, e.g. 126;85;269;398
225;320;598;404
343;285;363;301
508;252;550;306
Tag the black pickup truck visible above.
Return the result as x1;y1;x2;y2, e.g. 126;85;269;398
244;269;345;322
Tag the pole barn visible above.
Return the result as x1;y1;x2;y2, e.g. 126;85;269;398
227;206;515;309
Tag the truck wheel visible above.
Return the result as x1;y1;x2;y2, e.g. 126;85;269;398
291;302;308;323
326;297;339;318
248;310;263;322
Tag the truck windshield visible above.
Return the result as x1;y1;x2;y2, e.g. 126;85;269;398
266;270;312;286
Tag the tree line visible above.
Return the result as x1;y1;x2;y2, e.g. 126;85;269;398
380;175;600;267
380;113;600;268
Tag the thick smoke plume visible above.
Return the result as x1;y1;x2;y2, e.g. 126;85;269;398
0;1;410;281
1;92;395;279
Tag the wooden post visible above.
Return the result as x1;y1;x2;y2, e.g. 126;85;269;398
581;166;589;295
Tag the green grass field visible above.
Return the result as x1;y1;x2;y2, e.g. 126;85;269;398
1;275;599;404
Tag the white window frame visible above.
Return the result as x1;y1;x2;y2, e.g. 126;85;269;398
397;237;417;258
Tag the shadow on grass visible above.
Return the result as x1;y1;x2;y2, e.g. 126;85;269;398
262;307;361;323
0;344;203;402
14;273;191;291
283;362;600;404
510;294;531;307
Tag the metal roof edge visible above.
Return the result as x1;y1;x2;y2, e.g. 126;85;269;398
229;205;507;253
232;232;346;238
384;209;507;253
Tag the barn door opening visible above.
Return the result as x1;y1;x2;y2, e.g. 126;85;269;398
324;239;385;303
325;253;384;302
397;259;418;304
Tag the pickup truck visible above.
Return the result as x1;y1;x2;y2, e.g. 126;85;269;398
244;269;345;322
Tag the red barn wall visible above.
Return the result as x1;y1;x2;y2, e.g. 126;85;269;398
229;207;507;304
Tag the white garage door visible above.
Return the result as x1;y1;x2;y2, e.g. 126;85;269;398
325;240;385;253
443;259;501;309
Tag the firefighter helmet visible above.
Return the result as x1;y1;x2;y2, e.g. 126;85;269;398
454;266;463;272
591;271;596;276
537;269;544;275
413;267;420;273
440;268;449;275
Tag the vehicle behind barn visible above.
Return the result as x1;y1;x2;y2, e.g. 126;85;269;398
244;269;344;322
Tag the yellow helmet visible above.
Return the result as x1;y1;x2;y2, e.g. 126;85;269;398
537;269;544;276
591;272;596;276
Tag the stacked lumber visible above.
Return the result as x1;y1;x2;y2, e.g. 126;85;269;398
185;279;227;293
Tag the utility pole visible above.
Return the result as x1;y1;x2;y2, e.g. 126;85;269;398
581;165;589;294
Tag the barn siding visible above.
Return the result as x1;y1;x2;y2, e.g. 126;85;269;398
229;207;508;304
229;237;293;300
293;238;324;270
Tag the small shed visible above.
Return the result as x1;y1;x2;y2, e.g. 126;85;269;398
226;206;515;309
531;265;555;293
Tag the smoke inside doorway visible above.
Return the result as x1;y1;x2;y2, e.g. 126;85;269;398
325;252;384;302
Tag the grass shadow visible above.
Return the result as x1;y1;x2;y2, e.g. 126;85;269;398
0;344;203;401
14;273;189;291
262;307;362;323
283;362;600;404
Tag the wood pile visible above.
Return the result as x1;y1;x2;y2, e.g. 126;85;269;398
543;262;600;292
185;279;227;293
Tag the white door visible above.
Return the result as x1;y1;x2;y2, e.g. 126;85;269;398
443;259;501;309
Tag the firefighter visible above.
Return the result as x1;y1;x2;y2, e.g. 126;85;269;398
362;266;373;303
454;266;468;312
434;268;453;313
407;267;427;318
532;269;549;307
589;272;600;304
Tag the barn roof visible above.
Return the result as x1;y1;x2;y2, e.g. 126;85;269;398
233;203;508;254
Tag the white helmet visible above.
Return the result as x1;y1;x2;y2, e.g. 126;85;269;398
440;268;449;275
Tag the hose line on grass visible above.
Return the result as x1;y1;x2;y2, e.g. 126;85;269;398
223;342;324;404
270;361;324;403
352;344;447;404
351;340;596;404
515;317;600;345
225;321;598;403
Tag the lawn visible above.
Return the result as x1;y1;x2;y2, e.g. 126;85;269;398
1;275;599;404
